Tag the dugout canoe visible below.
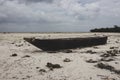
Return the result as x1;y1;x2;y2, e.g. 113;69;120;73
24;36;107;51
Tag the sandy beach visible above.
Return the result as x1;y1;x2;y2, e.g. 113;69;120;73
0;33;120;80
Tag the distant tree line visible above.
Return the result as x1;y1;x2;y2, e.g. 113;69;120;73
90;25;120;32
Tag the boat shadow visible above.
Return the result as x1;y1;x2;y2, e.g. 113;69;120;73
32;49;74;53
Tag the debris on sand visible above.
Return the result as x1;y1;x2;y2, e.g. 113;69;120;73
15;44;23;47
86;59;98;63
110;47;118;49
115;62;118;64
86;50;92;53
46;62;62;70
96;63;114;71
97;75;116;80
11;42;15;44
26;75;31;78
110;47;114;49
95;63;120;74
39;69;47;73
114;70;120;74
28;44;31;46
86;50;97;54
116;41;119;43
10;53;17;57
106;50;117;55
63;58;71;62
100;58;114;62
101;53;111;57
37;68;47;75
22;55;30;58
36;67;40;69
101;49;119;57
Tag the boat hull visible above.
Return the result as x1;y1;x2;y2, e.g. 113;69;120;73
24;36;107;51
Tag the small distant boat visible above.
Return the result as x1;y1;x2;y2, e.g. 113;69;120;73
24;36;107;51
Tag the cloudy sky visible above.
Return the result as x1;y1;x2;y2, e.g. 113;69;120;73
0;0;120;32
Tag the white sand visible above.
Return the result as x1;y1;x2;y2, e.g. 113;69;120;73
0;33;120;80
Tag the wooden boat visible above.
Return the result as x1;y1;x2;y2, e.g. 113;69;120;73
24;36;107;51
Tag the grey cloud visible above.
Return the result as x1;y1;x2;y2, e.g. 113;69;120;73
77;0;98;4
15;0;54;4
0;0;120;32
0;0;54;5
25;0;53;3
